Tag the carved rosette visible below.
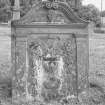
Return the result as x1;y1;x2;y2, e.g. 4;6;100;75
42;1;59;9
27;34;77;103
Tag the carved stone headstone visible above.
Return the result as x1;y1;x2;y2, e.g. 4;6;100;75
11;1;89;105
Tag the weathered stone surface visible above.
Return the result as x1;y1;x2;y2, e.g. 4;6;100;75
12;31;89;105
13;41;27;99
11;1;89;104
27;34;77;103
77;37;88;92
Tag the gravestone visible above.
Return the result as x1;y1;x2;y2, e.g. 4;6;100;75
11;1;90;104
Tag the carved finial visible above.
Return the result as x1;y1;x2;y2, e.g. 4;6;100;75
42;0;58;9
75;0;79;10
13;0;20;20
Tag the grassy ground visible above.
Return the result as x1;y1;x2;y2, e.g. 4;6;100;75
88;33;105;105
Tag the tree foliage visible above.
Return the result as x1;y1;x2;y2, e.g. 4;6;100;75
0;0;12;22
78;4;101;26
20;0;40;17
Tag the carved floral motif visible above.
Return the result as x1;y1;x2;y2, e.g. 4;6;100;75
13;41;26;98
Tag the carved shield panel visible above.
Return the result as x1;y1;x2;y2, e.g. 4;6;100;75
27;34;77;103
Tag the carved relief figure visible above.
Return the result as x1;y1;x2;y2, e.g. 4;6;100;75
28;35;77;104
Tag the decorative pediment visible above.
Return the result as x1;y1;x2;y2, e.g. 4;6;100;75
12;1;88;25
